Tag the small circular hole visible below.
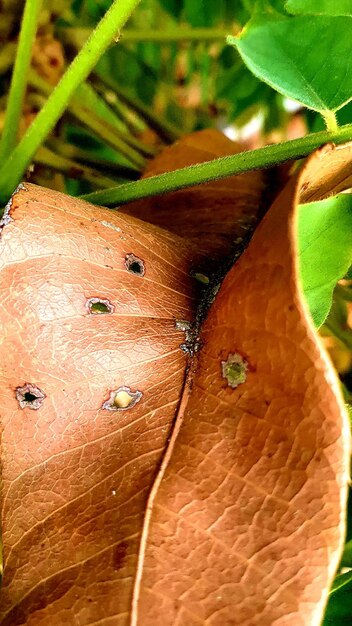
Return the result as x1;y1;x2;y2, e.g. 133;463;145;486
16;383;46;410
125;254;145;277
23;392;38;403
86;298;114;314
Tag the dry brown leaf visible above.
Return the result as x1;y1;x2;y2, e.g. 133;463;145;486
0;184;197;625
299;142;352;203
131;147;351;626
0;140;351;626
123;129;269;269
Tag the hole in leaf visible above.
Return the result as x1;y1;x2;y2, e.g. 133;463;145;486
16;383;46;410
221;353;248;389
23;392;38;403
125;253;145;276
86;297;114;314
102;386;142;411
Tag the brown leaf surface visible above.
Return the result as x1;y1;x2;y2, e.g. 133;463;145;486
0;141;351;626
123;129;269;269
299;142;352;202
132;145;351;626
0;183;198;625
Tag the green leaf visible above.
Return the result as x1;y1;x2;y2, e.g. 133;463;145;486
298;195;352;327
286;0;352;17
330;570;352;594
323;570;352;625
341;539;352;568
157;0;184;18
228;14;352;112
184;0;225;26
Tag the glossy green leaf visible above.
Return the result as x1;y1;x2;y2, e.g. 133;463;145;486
228;14;352;112
323;571;352;625
298;195;352;327
286;0;352;16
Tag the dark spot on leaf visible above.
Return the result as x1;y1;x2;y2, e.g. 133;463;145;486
16;383;46;410
102;386;142;411
112;540;128;571
86;297;114;314
125;253;145;276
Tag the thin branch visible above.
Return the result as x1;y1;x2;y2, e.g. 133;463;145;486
80;124;352;206
0;0;142;205
59;27;230;46
0;0;43;161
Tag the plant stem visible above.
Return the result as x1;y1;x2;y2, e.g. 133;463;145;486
94;83;144;137
322;110;338;132
35;146;123;188
46;137;139;180
0;0;43;162
0;0;141;205
69;103;147;168
80;124;352;206
95;72;181;143
28;71;152;166
59;27;230;46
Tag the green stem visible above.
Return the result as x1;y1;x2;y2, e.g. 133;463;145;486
46;137;139;180
322;110;338;132
69;102;147;168
0;0;43;162
95;72;181;143
80;124;352;206
0;0;141;205
28;71;151;166
35;146;124;188
59;27;229;45
94;83;145;137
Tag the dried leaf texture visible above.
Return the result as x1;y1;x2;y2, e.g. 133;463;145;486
299;142;352;203
134;147;351;626
0;184;197;625
122;129;268;268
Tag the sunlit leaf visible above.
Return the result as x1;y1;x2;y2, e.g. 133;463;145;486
0;183;197;624
0;140;351;625
286;0;352;16
228;14;352;112
133;141;350;626
298;194;352;327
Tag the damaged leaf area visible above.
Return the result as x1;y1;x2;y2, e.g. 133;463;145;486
123;129;270;272
131;145;351;625
0;140;351;626
0;183;197;625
